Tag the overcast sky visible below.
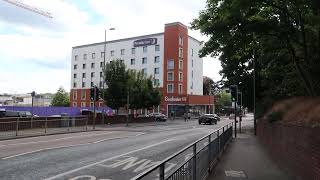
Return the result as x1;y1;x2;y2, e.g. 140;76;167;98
0;0;221;94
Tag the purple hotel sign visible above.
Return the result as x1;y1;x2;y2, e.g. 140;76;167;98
133;38;157;47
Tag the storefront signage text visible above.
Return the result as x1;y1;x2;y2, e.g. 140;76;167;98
133;38;157;47
165;96;187;102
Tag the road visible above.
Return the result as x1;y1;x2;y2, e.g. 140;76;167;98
0;118;235;180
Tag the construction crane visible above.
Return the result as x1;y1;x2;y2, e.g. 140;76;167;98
2;0;53;18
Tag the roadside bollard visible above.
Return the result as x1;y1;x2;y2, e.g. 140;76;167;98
159;163;165;180
15;117;19;136
193;143;197;180
44;117;48;134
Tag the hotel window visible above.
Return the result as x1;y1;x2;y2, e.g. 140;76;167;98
192;70;193;78
167;59;174;69
121;49;125;55
82;64;86;69
154;79;160;86
91;63;95;68
99;102;103;107
110;50;114;56
167;72;174;81
82;73;86;78
73;102;77;107
74;64;77;69
191;49;194;56
81;90;86;99
73;91;77;100
131;58;135;65
179;48;183;58
179;60;183;70
99;81;103;88
90;102;94;107
81;102;86;107
74;55;78;61
101;52;105;58
142;68;147;76
143;46;147;53
91;72;95;78
154;56;160;63
179;72;183;81
82;82;86;88
191;82;193;89
83;54;87;60
73;73;77;79
91;82;94;87
92;53;95;59
192;59;194;67
142;57;147;64
179;36;183;46
100;62;104;68
179;84;183;94
167;84;174;93
73;82;77;88
154;68;159;74
155;45;160;51
100;72;103;77
131;48;135;54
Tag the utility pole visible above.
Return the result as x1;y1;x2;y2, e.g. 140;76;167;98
126;89;129;126
93;86;96;130
30;91;35;128
238;92;242;133
230;85;238;138
253;33;257;136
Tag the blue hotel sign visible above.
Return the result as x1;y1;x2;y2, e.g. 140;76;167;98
133;38;157;47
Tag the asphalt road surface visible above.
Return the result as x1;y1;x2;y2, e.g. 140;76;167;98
0;117;235;180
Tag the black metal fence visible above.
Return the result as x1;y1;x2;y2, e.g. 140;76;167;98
132;123;233;180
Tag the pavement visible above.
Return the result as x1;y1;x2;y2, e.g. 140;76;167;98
207;116;296;180
0;117;232;180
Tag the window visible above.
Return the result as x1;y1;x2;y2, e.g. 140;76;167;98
75;55;78;61
110;50;114;56
167;59;174;69
90;102;94;107
91;72;95;78
99;81;103;88
142;68;147;76
73;82;77;88
74;64;77;69
82;82;86;88
73;73;77;78
155;45;160;51
91;82;94;87
82;73;86;78
179;84;183;94
143;46;147;53
91;63;95;68
179;36;183;46
73;91;77;99
83;54;87;60
100;62;104;68
99;102;103;107
179;60;183;70
81;90;86;99
131;58;135;65
121;49;125;55
120;59;124;64
73;102;77;107
82;64;86;69
92;53;95;59
154;56;160;63
100;72;103;77
167;72;174;81
154;68;159;74
179;48;183;58
81;102;86;107
191;82;193;89
192;59;194;67
154;79;160;86
101;52;105;58
167;84;174;93
142;57;147;64
131;48;135;54
179;72;183;81
191;49;194;56
192;71;193;78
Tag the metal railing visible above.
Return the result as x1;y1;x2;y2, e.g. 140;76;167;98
0;116;91;139
132;123;233;180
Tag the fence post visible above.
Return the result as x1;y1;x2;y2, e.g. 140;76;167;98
85;117;88;131
208;134;211;171
44;117;48;134
193;143;197;180
15;117;19;136
159;163;165;180
217;130;220;152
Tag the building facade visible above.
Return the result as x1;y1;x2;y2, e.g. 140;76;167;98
70;22;214;116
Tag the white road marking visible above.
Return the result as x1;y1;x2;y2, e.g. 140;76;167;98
0;132;113;147
44;138;176;180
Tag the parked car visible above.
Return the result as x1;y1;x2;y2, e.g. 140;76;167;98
148;113;167;122
18;111;33;117
0;109;5;118
213;114;220;121
199;114;217;125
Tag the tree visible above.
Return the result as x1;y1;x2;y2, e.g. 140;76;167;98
51;87;69;107
203;76;223;95
192;0;320;115
215;90;232;113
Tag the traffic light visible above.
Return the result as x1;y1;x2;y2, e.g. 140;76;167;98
90;86;95;101
96;87;101;100
237;92;242;105
230;85;238;102
31;91;36;97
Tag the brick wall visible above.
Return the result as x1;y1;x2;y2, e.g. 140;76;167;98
257;120;320;180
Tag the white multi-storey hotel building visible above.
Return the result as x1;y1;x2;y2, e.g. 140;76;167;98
70;22;214;116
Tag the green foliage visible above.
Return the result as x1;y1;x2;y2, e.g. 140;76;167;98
192;0;320;114
51;87;69;107
267;111;283;123
215;90;232;113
